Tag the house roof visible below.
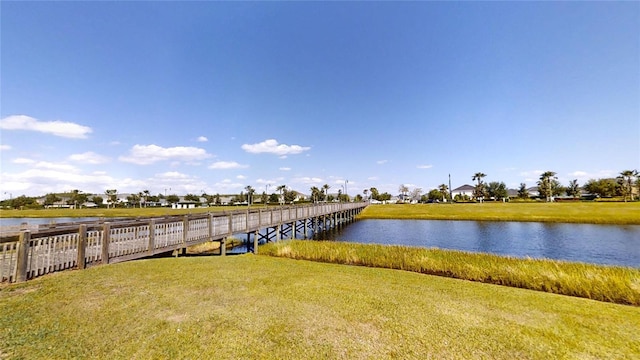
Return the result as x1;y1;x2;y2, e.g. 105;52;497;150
452;184;475;192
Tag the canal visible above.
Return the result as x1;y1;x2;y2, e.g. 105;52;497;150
319;219;640;268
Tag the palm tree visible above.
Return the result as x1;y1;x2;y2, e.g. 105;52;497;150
438;184;449;202
310;186;321;203
538;171;557;202
369;187;379;201
276;185;286;205
619;170;638;202
472;172;486;202
105;189;118;209
137;192;144;208
143;189;150;207
517;183;529;199
566;179;580;199
244;185;255;206
322;184;330;202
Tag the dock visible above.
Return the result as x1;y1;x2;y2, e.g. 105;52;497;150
0;202;367;283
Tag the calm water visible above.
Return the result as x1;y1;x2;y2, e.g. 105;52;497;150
321;220;640;268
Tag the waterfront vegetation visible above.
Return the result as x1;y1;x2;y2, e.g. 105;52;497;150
2;201;639;225
1;254;639;359
261;241;640;306
358;202;640;224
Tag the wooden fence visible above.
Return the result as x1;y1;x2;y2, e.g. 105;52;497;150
0;202;367;283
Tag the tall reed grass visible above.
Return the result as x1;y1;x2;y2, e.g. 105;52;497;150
261;240;640;306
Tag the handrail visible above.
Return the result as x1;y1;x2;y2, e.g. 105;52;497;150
0;202;368;283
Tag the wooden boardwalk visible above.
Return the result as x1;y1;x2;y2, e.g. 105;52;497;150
0;202;367;283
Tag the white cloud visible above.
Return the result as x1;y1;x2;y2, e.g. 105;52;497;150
377;160;388;165
0;115;92;139
566;170;617;181
197;136;208;142
13;158;35;164
33;161;79;172
292;176;324;186
157;171;190;179
0;145;11;151
417;164;433;169
12;159;79;171
0;168;115;195
241;139;310;156
69;151;110;164
119;144;212;165
208;161;248;169
279;167;291;171
236;175;247;179
215;181;245;193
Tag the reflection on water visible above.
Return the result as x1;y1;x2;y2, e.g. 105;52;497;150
320;220;640;268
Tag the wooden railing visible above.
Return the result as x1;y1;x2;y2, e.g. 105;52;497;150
0;202;367;283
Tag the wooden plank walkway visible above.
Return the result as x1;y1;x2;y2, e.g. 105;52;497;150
0;202;367;283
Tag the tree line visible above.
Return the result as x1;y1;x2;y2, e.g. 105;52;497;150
364;169;639;203
1;169;638;210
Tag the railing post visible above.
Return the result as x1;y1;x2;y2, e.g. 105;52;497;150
181;216;189;255
102;223;110;264
148;220;155;256
15;230;31;282
253;229;259;254
223;213;233;257
77;225;87;270
208;213;213;241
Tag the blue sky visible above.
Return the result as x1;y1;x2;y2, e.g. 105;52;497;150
1;1;639;199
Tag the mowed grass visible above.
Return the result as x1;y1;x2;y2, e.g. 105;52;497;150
359;202;640;224
1;255;639;359
261;241;640;306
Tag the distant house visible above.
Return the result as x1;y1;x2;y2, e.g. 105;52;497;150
45;200;72;209
451;184;475;198
507;189;519;198
527;187;540;198
172;200;198;209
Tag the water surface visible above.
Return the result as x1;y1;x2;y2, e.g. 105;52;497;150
321;219;640;268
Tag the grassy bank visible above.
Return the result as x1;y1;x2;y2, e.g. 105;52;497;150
359;202;640;224
3;202;637;224
261;241;640;306
1;255;639;359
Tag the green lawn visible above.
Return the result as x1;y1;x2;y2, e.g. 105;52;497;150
1;255;638;359
359;202;640;224
3;202;638;225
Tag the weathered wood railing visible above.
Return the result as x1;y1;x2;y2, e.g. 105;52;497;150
0;202;367;283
